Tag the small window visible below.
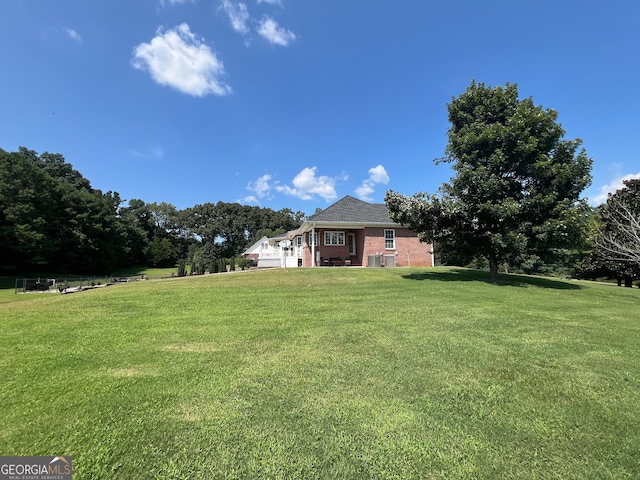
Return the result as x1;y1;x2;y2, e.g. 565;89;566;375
308;232;318;246
384;229;395;249
324;231;345;246
295;236;302;247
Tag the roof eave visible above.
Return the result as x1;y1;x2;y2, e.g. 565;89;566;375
296;220;400;233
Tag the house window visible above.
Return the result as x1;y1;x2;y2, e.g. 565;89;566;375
295;236;302;247
384;229;395;249
307;232;318;246
324;231;345;246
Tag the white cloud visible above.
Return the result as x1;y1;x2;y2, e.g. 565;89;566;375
65;28;82;43
131;23;231;97
257;17;296;46
257;0;282;4
127;146;165;160
247;174;273;198
592;172;640;205
221;0;250;34
355;183;375;201
355;165;390;201
160;0;191;6
369;164;390;183
276;167;338;201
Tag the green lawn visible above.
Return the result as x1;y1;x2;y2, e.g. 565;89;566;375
0;267;179;304
1;267;638;479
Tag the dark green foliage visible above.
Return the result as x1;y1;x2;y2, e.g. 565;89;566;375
147;238;177;268
177;258;187;277
0;148;123;272
386;81;593;281
0;149;58;268
184;202;303;258
236;256;252;270
190;248;206;275
0;147;303;274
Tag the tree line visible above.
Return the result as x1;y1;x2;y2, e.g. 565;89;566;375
0;147;303;274
2;81;638;283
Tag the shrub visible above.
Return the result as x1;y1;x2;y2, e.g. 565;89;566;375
177;259;187;277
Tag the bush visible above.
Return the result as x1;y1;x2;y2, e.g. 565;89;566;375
147;238;177;268
177;259;187;277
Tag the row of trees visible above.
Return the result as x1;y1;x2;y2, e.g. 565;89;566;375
2;82;637;282
0;147;303;273
386;81;639;285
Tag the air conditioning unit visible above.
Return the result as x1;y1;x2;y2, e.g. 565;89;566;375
367;254;382;268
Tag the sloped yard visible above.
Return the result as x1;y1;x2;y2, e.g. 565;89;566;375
1;267;638;478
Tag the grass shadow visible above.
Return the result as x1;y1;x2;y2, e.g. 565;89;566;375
402;268;583;290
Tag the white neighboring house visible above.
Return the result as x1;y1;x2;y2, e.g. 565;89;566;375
242;234;302;268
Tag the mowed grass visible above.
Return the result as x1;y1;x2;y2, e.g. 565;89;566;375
0;267;176;304
0;267;639;479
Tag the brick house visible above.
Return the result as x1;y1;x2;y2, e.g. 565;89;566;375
244;196;434;268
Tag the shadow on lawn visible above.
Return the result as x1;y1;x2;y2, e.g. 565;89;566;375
402;268;583;290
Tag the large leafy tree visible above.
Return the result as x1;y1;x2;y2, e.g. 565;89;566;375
184;202;304;253
147;237;178;268
118;199;155;266
0;149;58;269
386;81;592;281
0;148;125;272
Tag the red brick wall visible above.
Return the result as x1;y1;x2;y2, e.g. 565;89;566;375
244;253;259;263
363;227;432;267
300;230;351;266
396;230;433;267
300;227;433;267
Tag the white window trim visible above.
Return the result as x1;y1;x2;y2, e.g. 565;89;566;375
384;229;395;250
308;232;318;246
324;231;345;246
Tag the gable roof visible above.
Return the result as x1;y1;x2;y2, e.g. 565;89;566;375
307;195;394;224
242;236;269;255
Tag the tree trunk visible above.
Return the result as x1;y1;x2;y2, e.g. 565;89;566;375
488;255;499;282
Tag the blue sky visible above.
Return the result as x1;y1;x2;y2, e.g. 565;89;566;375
1;0;638;216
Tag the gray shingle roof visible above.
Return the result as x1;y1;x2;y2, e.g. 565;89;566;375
308;195;394;224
